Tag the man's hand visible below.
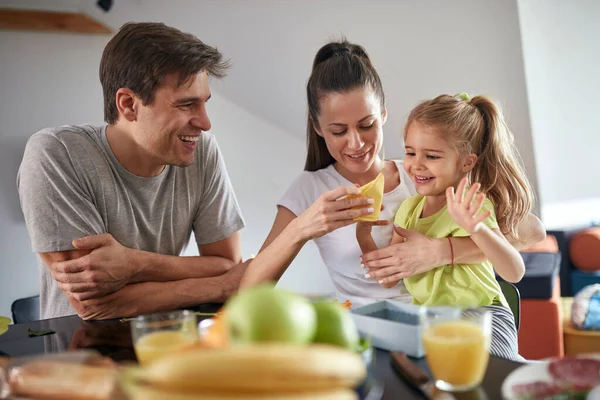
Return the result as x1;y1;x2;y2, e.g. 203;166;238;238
49;233;136;301
219;261;250;300
66;286;136;320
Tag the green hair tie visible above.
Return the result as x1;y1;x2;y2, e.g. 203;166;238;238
459;92;470;101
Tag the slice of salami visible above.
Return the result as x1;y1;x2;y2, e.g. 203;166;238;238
512;381;565;399
548;357;600;388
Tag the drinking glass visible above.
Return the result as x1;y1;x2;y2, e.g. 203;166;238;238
130;310;197;366
420;307;491;392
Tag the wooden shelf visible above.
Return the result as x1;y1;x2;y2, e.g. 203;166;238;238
0;8;112;34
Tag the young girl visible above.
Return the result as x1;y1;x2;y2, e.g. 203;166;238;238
356;93;533;361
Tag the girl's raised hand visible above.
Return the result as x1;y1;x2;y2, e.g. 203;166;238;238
446;177;491;234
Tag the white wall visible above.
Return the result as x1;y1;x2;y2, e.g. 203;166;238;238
0;30;333;319
0;31;108;319
0;0;542;318
186;92;334;297
518;0;600;229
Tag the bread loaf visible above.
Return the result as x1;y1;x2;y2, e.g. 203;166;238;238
8;360;125;400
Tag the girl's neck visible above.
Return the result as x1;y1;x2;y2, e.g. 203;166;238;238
422;194;447;218
421;176;467;218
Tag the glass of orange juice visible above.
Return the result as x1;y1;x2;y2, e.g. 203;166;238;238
131;310;198;366
420;307;491;392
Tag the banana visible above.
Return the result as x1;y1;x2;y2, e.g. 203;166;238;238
125;385;358;400
144;343;366;394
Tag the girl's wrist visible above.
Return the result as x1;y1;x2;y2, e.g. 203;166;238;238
435;237;453;266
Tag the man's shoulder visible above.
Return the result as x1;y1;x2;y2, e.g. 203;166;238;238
27;124;104;152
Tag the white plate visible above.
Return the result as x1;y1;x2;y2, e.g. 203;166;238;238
501;354;600;399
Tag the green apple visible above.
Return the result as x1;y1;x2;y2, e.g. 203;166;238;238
225;284;316;344
312;300;360;350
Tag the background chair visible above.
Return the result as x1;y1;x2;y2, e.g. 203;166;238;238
11;295;40;324
499;281;521;331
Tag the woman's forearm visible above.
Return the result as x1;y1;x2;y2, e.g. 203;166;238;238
240;220;307;288
438;236;486;265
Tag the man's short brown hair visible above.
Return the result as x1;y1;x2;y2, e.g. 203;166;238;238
100;22;229;124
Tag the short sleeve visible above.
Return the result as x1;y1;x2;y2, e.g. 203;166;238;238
277;171;319;217
393;197;413;229
193;136;245;245
451;198;499;237
17;132;105;252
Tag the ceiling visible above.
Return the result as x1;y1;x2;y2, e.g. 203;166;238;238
1;0;533;162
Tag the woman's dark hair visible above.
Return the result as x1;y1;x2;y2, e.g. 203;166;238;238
304;39;385;171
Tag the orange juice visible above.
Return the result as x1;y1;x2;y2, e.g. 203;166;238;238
422;320;490;389
134;330;197;365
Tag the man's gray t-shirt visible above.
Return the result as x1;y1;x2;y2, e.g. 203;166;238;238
17;124;245;319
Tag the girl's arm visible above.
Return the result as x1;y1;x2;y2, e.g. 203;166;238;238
446;179;525;283
471;227;525;282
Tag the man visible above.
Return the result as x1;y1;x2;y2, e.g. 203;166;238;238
17;22;246;320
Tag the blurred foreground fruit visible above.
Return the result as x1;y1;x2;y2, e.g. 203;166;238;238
225;285;316;344
143;343;366;394
124;383;357;400
312;300;360;350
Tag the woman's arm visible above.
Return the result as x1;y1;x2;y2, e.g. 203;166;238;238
240;185;375;288
239;207;304;287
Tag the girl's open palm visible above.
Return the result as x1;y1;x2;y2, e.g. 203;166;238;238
446;178;491;234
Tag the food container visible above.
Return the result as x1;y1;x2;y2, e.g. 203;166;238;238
351;300;426;358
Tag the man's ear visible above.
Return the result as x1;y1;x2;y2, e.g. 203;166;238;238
461;153;478;173
115;88;138;122
381;107;388;125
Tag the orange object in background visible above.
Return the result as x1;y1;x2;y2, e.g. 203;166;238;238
516;236;565;360
518;279;564;360
570;228;600;271
520;234;559;253
198;311;229;349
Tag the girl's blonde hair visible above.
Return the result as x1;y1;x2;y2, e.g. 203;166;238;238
404;94;533;237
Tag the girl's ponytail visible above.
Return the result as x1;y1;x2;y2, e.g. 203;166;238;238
469;96;533;238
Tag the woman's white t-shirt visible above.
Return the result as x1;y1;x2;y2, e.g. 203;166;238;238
278;160;417;307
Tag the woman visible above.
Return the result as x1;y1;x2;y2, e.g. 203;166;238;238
240;39;545;308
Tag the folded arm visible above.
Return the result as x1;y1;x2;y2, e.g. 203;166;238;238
41;232;243;301
68;263;248;320
40;247;248;320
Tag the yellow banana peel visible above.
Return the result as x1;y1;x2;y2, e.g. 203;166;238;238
140;343;366;394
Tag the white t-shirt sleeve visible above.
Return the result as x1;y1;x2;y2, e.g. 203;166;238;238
277;171;320;217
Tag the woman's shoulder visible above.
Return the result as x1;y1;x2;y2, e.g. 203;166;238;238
384;159;416;196
289;165;346;189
